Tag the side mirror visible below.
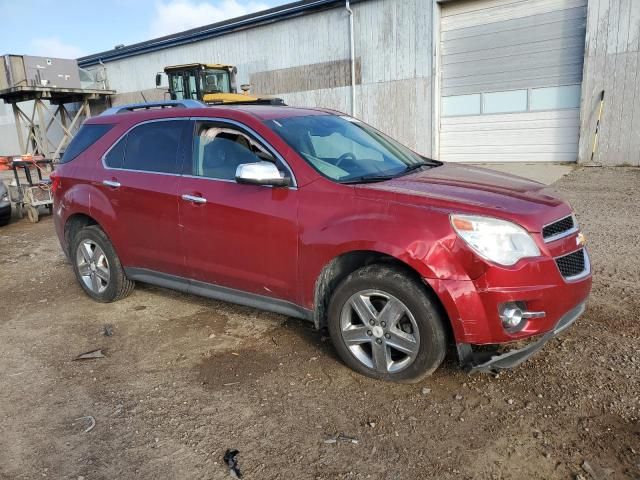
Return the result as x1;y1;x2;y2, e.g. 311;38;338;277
235;161;290;187
155;73;162;87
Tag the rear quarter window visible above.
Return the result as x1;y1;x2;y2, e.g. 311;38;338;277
104;136;126;169
61;124;113;164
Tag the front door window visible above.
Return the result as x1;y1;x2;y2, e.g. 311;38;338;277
190;123;276;180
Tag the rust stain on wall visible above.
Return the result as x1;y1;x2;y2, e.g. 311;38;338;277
250;58;361;95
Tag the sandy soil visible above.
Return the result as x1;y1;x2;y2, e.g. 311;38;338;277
0;167;638;480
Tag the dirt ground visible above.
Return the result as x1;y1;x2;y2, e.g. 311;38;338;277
0;167;638;480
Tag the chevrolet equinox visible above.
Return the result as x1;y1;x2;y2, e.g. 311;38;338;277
52;100;592;382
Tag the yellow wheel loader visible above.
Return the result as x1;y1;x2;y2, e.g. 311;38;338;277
156;63;284;105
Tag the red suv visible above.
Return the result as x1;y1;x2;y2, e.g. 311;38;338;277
52;100;592;382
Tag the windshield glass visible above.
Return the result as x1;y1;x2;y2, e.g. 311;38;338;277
264;115;438;182
202;69;231;94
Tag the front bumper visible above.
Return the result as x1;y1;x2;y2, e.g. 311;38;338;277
425;246;592;345
456;301;585;373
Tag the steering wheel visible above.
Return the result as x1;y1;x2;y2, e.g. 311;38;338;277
335;152;357;168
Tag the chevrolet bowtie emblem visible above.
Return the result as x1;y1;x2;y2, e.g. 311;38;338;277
576;232;586;246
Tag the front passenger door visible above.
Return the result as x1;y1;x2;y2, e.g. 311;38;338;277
177;121;299;303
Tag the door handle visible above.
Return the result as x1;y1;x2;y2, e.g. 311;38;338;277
102;179;121;188
181;194;207;204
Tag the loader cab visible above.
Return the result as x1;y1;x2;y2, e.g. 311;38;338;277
160;63;238;102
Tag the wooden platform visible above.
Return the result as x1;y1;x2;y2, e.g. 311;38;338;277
0;85;114;104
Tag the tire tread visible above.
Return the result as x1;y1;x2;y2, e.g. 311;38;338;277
327;263;447;383
71;225;135;303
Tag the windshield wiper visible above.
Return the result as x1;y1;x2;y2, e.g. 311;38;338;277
340;160;442;184
399;161;440;176
339;174;397;184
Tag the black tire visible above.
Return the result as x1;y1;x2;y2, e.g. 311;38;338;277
0;208;10;226
70;225;135;302
327;264;447;383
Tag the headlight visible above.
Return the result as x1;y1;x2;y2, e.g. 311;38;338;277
1;193;8;202
450;214;540;266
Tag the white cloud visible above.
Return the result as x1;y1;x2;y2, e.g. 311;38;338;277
29;37;85;59
149;0;270;38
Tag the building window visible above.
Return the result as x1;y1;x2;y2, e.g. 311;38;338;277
530;84;581;111
442;94;481;116
442;84;581;117
482;89;527;114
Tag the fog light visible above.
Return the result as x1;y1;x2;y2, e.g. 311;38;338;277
501;305;524;329
499;302;546;332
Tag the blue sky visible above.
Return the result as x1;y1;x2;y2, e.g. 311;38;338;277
0;0;289;59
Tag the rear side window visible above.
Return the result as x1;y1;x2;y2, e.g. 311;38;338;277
123;121;184;173
104;137;126;169
61;124;113;163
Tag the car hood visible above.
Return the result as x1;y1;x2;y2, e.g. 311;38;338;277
355;163;571;231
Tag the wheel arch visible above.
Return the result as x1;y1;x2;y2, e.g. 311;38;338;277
312;250;452;341
64;213;101;257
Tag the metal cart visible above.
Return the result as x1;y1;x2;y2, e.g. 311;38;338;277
8;158;54;223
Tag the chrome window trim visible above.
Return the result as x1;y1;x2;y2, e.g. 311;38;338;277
100;117;190;176
554;247;591;283
542;214;578;243
100;116;298;189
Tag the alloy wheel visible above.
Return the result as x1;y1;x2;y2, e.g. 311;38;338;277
339;289;420;373
76;239;110;294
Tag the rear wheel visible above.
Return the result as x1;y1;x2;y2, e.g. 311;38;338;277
71;225;135;302
328;265;447;383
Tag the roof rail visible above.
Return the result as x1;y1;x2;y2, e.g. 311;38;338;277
100;99;205;116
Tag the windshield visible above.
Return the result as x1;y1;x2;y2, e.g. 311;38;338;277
202;69;231;94
264;115;439;182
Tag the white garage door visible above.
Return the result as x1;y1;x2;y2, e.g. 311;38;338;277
439;0;587;163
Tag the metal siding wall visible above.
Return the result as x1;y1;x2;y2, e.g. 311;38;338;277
439;0;587;163
93;9;351;98
89;0;435;156
579;0;640;165
0;101;21;154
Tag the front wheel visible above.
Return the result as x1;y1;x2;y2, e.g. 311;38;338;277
328;265;447;383
70;225;135;302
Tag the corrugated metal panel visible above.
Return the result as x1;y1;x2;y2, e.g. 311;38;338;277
440;111;581;162
78;0;357;67
578;0;640;166
87;0;435;157
439;0;586;163
440;0;587;95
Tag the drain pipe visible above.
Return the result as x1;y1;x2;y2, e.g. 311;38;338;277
345;0;356;116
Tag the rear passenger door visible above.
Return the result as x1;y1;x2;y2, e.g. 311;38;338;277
177;120;299;302
100;119;190;277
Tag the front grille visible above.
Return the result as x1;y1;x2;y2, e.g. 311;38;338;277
543;215;575;240
555;249;586;279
